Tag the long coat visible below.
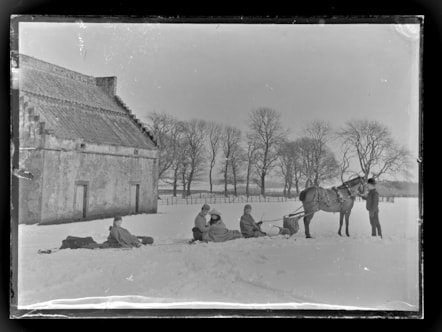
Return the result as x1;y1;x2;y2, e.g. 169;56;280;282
240;214;266;238
202;220;242;242
107;226;141;248
364;189;379;215
194;212;210;233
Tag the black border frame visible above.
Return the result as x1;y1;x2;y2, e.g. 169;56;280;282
9;14;424;320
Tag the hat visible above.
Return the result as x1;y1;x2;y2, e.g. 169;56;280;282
201;203;211;211
209;208;221;216
244;204;252;210
367;178;376;185
114;216;122;222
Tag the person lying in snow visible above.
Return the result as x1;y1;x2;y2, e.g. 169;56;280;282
202;209;242;242
103;216;154;248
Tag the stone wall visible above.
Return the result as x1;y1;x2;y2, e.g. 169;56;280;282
18;95;45;224
18;116;159;225
39;149;158;224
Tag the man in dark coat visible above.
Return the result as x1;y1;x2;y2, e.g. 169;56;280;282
360;178;382;238
240;204;267;238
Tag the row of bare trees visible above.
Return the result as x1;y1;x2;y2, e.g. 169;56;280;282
276;121;340;197
145;108;411;198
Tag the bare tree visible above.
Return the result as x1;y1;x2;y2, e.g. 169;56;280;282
277;140;304;197
178;146;191;198
144;112;182;181
291;140;304;195
339;145;352;183
207;122;222;193
338;120;411;182
168;128;189;197
181;119;208;196
244;134;259;197
297;137;315;187
221;126;242;197
298;136;339;188
230;142;245;197
277;141;294;197
303;120;335;186
248;108;287;196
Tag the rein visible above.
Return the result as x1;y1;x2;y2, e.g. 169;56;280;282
261;210;317;223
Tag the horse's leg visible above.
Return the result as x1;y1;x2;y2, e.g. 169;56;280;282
345;210;351;237
304;213;314;238
338;211;344;236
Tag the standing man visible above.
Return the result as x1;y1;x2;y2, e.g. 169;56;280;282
360;178;382;238
192;203;211;241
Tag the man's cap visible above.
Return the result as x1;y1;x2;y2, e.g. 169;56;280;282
201;203;211;211
367;178;376;185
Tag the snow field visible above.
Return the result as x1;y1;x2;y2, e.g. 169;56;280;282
17;198;420;310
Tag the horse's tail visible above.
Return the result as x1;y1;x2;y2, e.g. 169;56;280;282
299;189;307;202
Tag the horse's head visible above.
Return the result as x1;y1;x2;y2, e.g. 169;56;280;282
342;176;365;195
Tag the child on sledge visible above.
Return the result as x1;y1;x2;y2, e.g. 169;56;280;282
239;204;267;238
240;204;291;238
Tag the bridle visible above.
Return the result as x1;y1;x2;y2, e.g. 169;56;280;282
341;176;364;198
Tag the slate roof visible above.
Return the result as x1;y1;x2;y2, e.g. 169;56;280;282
19;54;156;150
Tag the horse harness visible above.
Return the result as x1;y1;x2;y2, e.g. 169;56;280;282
315;183;356;208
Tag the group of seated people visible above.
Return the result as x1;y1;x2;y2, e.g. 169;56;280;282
103;203;293;248
191;203;291;243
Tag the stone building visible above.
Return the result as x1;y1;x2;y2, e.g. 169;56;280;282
17;54;158;225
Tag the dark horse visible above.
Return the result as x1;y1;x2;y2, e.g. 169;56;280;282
298;176;365;238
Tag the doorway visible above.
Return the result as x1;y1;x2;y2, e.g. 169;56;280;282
130;183;140;213
74;182;88;218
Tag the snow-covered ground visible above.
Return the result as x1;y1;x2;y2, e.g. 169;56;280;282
17;198;420;311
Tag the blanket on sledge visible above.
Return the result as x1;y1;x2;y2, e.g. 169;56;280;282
202;221;242;242
60;236;102;249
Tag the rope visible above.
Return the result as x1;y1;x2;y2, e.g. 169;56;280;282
261;205;304;223
261;217;284;223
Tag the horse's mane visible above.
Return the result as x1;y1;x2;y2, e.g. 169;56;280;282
336;176;362;189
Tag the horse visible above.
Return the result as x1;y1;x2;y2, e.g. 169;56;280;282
298;176;365;238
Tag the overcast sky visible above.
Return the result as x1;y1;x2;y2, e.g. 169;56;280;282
18;22;421;182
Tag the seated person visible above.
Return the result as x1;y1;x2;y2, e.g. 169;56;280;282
192;203;211;241
104;216;154;248
240;204;267;238
202;209;242;242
